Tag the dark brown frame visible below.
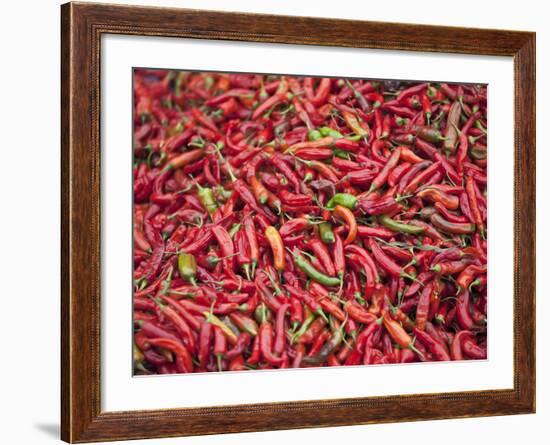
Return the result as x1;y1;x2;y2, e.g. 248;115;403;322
61;2;536;442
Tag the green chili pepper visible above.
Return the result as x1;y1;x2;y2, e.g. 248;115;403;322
134;343;144;363
133;343;151;374
469;145;487;160
292;251;341;287
319;126;344;138
213;186;233;201
319;222;335;244
379;214;425;235
444;101;462;154
332;148;350;159
254;303;272;325
475;120;487;134
416;126;446;143
203;312;238;344
430;213;476;234
178;252;197;286
301;326;344;365
228;223;242;238
308;129;323;141
292;312;316;343
221;315;241;338
326;193;358;210
197;186;218;216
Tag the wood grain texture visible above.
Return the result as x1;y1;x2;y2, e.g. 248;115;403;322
60;2;536;442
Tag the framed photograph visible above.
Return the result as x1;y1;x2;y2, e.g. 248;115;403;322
61;2;535;442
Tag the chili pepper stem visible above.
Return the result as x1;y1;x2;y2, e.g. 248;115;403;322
213;142;237;182
250;261;257;278
409;338;425;359
242;263;252;281
317;309;329;323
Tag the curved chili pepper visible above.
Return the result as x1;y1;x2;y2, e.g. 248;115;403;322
457;264;487;290
456;290;475;330
430;213;475;234
450;330;472;360
308;238;336;276
417;187;459;209
466;176;484;234
344;300;377;324
444;101;462;154
378;214;424;235
252;77;288;120
462;338;487;359
332;205;357;245
163;148;205;171
382;312;422;357
290;249;341;287
303;326;345;366
258;307;284;365
403;161;442;194
147;338;194;373
413;327;450;361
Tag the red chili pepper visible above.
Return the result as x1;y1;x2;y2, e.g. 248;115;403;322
247;334;261;365
147;338;194;373
332;232;346;280
265;226;286;272
450;330;472;360
289;296;304;330
457;264;487;290
413;327;450;361
252;77;288;120
456;290;475;330
368;238;402;277
415;281;434;331
332;205;357;245
462;338;487;359
308;238;336;276
368;147;401;192
213;326;228;370
465;176;484;234
382;312;422;358
258;308;284;365
298;317;327;345
403;161;442;194
344;300;377;324
417;187;459;210
273;303;289;354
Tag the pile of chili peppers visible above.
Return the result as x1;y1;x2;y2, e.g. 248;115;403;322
133;69;488;374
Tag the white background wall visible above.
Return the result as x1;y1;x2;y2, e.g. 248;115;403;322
0;0;545;444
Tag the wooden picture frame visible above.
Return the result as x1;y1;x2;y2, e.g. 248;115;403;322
61;2;535;442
